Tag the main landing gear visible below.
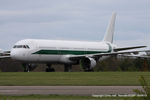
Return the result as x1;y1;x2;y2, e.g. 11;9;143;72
64;64;72;72
45;64;55;72
84;68;94;72
45;64;72;72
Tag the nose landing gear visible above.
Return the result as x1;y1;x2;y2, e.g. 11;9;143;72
22;63;37;72
23;63;31;72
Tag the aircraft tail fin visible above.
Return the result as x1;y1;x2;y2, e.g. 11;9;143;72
103;12;116;43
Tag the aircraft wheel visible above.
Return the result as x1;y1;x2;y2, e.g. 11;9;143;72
45;68;49;72
84;68;94;72
45;67;55;72
64;64;72;72
50;68;55;72
23;63;30;72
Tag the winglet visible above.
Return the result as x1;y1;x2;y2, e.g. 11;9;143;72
103;12;116;43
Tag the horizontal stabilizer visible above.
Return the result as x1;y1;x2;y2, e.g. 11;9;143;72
114;46;146;52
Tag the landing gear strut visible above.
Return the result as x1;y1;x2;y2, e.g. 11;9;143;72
64;64;72;72
22;63;37;72
23;64;31;72
45;64;55;72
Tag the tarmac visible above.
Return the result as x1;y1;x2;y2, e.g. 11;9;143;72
0;86;143;96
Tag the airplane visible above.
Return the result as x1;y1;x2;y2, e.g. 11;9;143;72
0;13;148;72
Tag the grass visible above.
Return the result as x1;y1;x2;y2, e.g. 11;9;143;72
0;72;150;86
0;95;131;100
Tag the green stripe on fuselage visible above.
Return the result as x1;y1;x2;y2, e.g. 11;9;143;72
33;50;104;55
33;43;112;55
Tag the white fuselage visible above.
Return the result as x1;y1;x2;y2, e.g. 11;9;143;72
10;39;112;64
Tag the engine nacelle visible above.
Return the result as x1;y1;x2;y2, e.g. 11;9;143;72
80;57;97;71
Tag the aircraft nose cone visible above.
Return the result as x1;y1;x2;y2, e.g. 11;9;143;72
10;49;27;61
10;51;16;59
10;50;20;60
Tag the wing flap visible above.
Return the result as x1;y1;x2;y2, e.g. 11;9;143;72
114;46;146;52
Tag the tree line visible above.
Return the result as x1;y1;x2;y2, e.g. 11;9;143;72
0;57;150;72
95;57;150;71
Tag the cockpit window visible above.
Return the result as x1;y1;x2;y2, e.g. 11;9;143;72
13;45;30;49
26;45;30;48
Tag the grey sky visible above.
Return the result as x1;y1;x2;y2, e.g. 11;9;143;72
0;0;150;50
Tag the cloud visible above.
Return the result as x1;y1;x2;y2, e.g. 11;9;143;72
0;0;150;50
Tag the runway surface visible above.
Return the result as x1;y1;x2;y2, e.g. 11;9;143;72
0;86;143;96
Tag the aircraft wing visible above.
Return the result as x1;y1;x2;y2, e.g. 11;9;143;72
113;46;146;52
69;50;149;60
118;54;150;59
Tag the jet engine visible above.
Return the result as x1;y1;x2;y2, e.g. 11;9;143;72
80;57;96;71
